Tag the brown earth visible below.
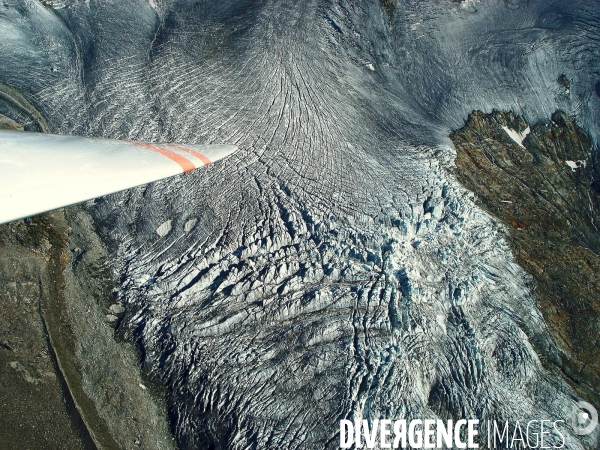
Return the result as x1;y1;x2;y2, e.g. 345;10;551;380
0;212;95;449
0;101;176;449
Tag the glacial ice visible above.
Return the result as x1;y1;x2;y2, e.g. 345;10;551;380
0;0;598;448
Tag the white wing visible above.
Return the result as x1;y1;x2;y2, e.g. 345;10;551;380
0;130;237;224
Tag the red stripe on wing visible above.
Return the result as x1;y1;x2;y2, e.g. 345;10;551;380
131;142;196;173
168;144;211;166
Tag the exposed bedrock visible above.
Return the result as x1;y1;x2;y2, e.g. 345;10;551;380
451;109;600;408
1;0;600;448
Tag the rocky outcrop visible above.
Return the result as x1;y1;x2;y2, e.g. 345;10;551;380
451;110;600;403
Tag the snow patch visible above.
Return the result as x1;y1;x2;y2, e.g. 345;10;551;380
184;218;197;233
502;125;530;148
156;220;172;237
565;160;586;172
109;303;125;314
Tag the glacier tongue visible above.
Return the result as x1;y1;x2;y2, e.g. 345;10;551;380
1;0;599;448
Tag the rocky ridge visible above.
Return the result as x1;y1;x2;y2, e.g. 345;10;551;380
451;109;600;406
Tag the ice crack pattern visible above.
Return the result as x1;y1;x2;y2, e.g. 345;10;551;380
1;0;599;448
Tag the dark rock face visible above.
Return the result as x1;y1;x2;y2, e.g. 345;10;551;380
557;75;570;92
451;110;600;402
0;95;88;450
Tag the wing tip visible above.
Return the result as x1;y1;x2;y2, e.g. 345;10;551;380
196;144;238;164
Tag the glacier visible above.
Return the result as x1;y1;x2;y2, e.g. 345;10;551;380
1;0;599;448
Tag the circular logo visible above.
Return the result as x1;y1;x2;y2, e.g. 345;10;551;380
571;401;598;436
